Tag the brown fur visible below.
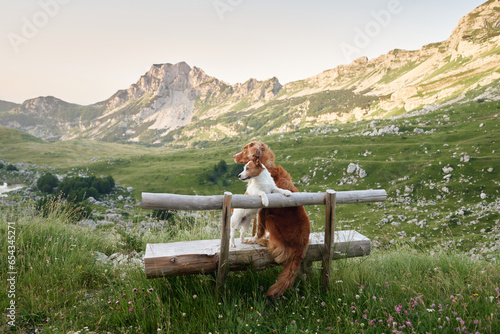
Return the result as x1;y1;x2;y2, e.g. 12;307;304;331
233;141;310;299
233;141;275;168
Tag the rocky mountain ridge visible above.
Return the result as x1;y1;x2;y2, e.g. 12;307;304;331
0;1;499;145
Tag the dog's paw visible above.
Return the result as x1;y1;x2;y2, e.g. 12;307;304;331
243;236;257;244
282;190;292;197
261;197;269;207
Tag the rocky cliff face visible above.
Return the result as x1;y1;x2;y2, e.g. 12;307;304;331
283;0;500;114
0;1;498;145
79;62;282;142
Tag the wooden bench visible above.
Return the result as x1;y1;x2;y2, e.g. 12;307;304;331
141;189;387;291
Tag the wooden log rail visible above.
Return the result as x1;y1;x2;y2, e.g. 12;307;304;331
142;189;387;211
141;189;387;291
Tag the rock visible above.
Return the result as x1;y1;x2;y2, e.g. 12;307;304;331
460;153;471;162
346;163;367;178
347;163;357;174
480;192;488;199
127;187;134;192
442;166;454;173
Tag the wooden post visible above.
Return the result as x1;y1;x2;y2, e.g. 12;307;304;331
321;190;336;291
216;192;232;292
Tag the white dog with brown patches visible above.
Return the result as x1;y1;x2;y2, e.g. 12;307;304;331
230;158;292;248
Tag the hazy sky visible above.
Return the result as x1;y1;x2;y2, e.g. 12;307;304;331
0;0;486;105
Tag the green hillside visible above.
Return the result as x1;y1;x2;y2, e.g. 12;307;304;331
1;98;498;254
0;100;18;112
0;125;44;144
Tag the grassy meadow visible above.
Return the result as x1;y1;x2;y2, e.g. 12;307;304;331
0;99;499;333
1;202;499;333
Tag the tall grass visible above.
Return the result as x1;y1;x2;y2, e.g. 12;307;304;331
1;201;499;333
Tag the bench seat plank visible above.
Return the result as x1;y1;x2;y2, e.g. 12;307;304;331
145;230;370;279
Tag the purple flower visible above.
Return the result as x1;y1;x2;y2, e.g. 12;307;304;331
129;307;133;312
291;320;296;325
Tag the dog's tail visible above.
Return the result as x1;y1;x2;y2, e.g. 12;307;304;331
266;244;307;299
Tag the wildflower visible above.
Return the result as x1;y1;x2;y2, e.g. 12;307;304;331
427;309;435;312
129;307;133;312
128;301;132;305
193;294;197;300
122;293;126;297
182;313;186;317
143;308;146;311
148;288;154;292
115;300;119;304
301;296;305;300
291;320;296;325
360;285;365;290
473;293;478;297
335;280;343;284
373;296;377;300
218;314;223;319
321;302;326;307
133;288;137;292
385;281;390;287
355;294;360;299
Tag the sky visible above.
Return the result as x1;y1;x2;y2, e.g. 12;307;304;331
0;0;486;105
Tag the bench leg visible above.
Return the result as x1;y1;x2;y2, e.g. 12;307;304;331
216;192;232;293
321;190;336;291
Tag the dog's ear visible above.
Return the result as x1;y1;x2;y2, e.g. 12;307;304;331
253;157;263;168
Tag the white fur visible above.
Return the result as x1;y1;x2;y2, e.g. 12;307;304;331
230;161;292;248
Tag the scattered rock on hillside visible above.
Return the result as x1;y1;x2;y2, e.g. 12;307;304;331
346;163;367;178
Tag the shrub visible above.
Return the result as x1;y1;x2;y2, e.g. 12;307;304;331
57;175;115;202
199;160;242;186
6;164;18;171
37;173;60;193
0;162;4;169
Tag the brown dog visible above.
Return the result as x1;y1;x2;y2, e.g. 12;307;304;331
233;141;310;299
